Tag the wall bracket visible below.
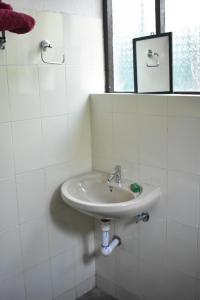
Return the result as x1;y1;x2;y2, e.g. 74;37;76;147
0;31;6;50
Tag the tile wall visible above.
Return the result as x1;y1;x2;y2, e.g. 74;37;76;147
0;0;104;299
91;94;200;300
2;2;200;300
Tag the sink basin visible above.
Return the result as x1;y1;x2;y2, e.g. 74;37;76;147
61;171;161;219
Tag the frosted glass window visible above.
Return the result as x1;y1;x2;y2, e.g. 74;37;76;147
112;0;155;92
166;0;200;91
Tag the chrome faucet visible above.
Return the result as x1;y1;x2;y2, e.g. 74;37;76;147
107;165;121;185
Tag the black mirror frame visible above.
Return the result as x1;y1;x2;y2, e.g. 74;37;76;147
133;32;173;94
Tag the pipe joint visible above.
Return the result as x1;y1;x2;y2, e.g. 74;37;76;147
100;220;121;256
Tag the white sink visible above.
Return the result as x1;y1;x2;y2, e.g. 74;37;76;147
61;171;161;219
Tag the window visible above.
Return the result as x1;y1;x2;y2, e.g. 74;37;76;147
165;0;200;92
103;0;200;93
113;0;155;92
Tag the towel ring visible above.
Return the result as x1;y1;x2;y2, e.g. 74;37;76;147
146;49;159;68
40;40;65;65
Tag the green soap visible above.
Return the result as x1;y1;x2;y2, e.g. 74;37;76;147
130;183;142;193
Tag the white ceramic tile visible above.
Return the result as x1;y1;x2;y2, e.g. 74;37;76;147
74;230;95;285
90;94;113;113
197;229;200;279
91;93;138;118
0;228;22;280
139;115;167;168
45;163;72;213
75;276;95;298
91;112;112;159
70;202;94;238
116;285;140;300
164;268;196;300
42;115;70;166
196;279;200;300
166;220;198;277
35;12;64;64
51;249;75;298
20;218;49;269
168;117;200;174
68;158;92;177
92;157;113;173
6;12;38;65
94;219;106;241
0;123;14;179
167;171;199;227
76;213;93;234
0;67;10;123
112;159;139;182
139;165;167;218
113;113;138;161
115;219;140;255
89;94;200;300
115;248;140;296
0;44;7;65
139;218;166;265
138;94;167;115
68;110;91;161
53;288;76;300
12;119;44;173
0;273;26;300
87;68;105;95
45;158;91;211
96;275;116;298
7;66;40;121
113;94;137;114
25;261;52;300
140;259;167;300
64;15;104;68
16;169;46;224
66;66;89;113
0;178;18;232
67;66;104;113
38;65;68;117
48;210;75;257
95;248;116;282
77;218;94;254
168;95;200;118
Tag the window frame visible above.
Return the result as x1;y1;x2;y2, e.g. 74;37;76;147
103;0;200;94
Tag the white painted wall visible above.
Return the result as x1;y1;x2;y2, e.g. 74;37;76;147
0;1;104;299
91;93;200;300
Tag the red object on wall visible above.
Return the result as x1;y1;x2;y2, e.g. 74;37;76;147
0;1;35;34
0;0;13;10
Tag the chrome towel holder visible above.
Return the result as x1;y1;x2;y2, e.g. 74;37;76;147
146;48;160;68
40;40;65;65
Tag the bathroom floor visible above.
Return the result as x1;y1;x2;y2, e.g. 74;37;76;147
77;288;117;300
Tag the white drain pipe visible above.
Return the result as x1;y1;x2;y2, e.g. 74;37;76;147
101;220;121;256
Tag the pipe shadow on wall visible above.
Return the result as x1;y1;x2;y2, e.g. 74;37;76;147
49;185;98;265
